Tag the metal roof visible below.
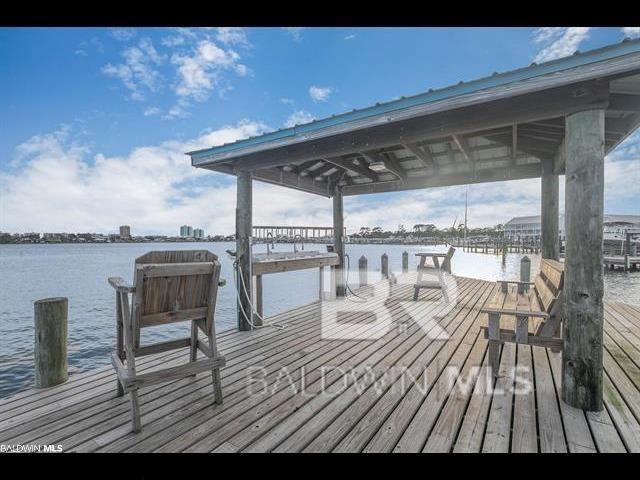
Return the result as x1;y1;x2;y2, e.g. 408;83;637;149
189;38;640;163
187;38;640;198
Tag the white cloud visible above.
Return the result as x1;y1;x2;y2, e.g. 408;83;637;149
143;106;161;116
345;34;356;40
216;27;249;46
101;37;165;101
285;110;315;128
309;85;332;102
171;39;248;102
623;27;640;39
282;27;304;41
111;28;136;42
532;27;591;63
0;121;271;235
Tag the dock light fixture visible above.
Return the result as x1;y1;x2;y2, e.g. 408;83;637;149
368;160;387;172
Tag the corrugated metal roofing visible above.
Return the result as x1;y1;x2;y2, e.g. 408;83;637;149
188;37;640;163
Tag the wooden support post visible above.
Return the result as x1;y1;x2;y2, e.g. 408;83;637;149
381;253;389;279
402;251;408;273
358;255;368;287
253;275;263;323
562;108;605;412
519;256;531;294
34;297;68;388
333;190;346;297
541;158;560;260
625;232;632;272
236;170;255;331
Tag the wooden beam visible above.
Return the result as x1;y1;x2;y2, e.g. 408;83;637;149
608;93;640;112
323;156;378;181
562;108;605;412
310;162;339;179
404;142;436;170
342;162;542;196
452;134;473;163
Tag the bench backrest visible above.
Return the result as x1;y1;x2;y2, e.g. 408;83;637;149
534;259;564;314
441;246;456;273
132;250;221;332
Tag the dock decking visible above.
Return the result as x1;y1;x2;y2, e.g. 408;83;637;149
2;275;640;453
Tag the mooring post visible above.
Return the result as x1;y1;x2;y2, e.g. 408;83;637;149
359;255;368;287
562;108;605;411
34;297;68;388
402;251;408;274
381;253;389;279
519;256;531;294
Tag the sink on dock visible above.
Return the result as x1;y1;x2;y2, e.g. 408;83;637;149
2;275;640;452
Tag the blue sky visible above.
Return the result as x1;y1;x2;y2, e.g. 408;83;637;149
1;27;639;235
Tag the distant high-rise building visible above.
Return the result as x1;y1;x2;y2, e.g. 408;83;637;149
193;228;204;239
119;225;131;238
180;225;193;238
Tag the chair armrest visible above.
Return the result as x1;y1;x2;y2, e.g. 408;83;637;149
108;277;135;293
481;307;549;318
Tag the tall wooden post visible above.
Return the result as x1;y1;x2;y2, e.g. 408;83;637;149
541;158;560;260
236;170;255;330
34;297;68;388
562;109;605;411
333;189;346;297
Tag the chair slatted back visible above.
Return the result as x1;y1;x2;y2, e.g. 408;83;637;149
535;259;564;314
132;250;221;331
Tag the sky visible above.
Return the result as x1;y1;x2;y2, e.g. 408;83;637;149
1;26;639;236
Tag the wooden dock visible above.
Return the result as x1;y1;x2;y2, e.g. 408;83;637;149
2;275;640;453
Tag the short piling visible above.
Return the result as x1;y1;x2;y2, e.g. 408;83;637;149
34;297;68;388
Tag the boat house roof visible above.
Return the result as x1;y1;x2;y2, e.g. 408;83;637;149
188;38;640;198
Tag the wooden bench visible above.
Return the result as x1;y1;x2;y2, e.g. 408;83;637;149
480;258;564;377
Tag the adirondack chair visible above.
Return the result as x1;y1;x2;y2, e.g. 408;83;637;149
108;250;226;433
480;258;564;377
413;246;456;301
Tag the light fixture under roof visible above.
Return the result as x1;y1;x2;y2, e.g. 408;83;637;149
368;160;386;172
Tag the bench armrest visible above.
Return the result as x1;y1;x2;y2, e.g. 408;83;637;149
481;307;549;319
108;277;135;293
497;280;534;286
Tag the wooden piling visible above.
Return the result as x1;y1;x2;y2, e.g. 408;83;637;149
541;159;560;260
562;108;605;411
34;297;68;388
381;253;389;279
333;190;346;297
358;255;368;287
519;256;531;294
402;251;408;273
236;169;255;331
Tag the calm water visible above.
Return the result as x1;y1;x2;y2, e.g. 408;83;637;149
1;242;638;398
